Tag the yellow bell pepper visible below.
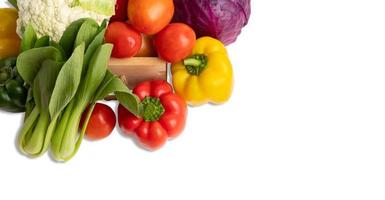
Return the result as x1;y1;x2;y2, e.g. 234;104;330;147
171;37;233;106
0;8;21;59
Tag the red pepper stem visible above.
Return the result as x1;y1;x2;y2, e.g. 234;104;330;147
141;97;165;122
183;54;208;76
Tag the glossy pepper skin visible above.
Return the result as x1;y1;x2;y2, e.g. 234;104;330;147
0;57;28;112
171;37;233;106
118;80;187;150
0;8;21;59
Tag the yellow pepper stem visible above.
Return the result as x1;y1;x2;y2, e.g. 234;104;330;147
183;54;208;76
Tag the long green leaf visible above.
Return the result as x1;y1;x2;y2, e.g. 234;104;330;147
74;19;99;50
34;36;50;48
20;25;37;52
84;27;106;69
98;19;108;32
76;44;113;104
59;18;87;58
50;44;113;162
49;43;85;119
24;86;35;120
33;60;62;112
93;71;141;116
116;92;141;117
20;60;62;156
49;41;67;59
16;47;63;85
92;70;115;101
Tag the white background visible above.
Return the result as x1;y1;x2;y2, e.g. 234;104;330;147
1;1;385;199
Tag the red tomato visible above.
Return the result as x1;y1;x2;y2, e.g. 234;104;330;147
81;103;116;140
128;0;174;35
110;0;128;22
105;22;142;58
154;23;196;63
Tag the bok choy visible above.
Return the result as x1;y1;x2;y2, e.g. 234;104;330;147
16;18;141;161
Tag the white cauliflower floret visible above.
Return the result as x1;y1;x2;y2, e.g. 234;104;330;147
17;0;112;42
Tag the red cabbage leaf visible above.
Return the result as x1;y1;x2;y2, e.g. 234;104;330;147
173;0;251;45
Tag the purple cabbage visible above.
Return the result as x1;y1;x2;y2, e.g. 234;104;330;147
173;0;251;45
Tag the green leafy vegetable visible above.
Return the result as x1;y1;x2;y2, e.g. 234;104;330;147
24;87;34;119
34;36;50;48
49;41;67;58
49;43;85;119
20;24;37;52
76;72;141;160
16;46;63;84
76;44;112;104
33;60;61;111
98;19;108;32
74;19;99;50
19;60;62;156
84;26;106;68
94;71;141;116
51;44;112;161
16;18;141;162
59;18;87;58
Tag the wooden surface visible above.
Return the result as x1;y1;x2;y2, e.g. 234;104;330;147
108;57;168;89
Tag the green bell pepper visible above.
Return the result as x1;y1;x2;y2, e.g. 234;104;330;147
0;57;28;112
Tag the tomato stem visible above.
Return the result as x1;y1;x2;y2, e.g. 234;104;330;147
141;97;165;122
183;54;208;76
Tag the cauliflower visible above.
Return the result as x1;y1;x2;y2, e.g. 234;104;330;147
17;0;116;42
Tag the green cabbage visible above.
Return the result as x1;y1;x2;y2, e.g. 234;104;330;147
72;0;116;16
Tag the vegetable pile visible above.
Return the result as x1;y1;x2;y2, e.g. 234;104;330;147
0;0;250;162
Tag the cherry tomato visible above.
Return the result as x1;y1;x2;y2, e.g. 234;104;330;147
154;23;196;63
128;0;174;35
105;22;142;58
110;0;128;22
81;103;116;140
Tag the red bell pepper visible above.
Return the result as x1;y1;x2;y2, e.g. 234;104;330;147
118;80;187;150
